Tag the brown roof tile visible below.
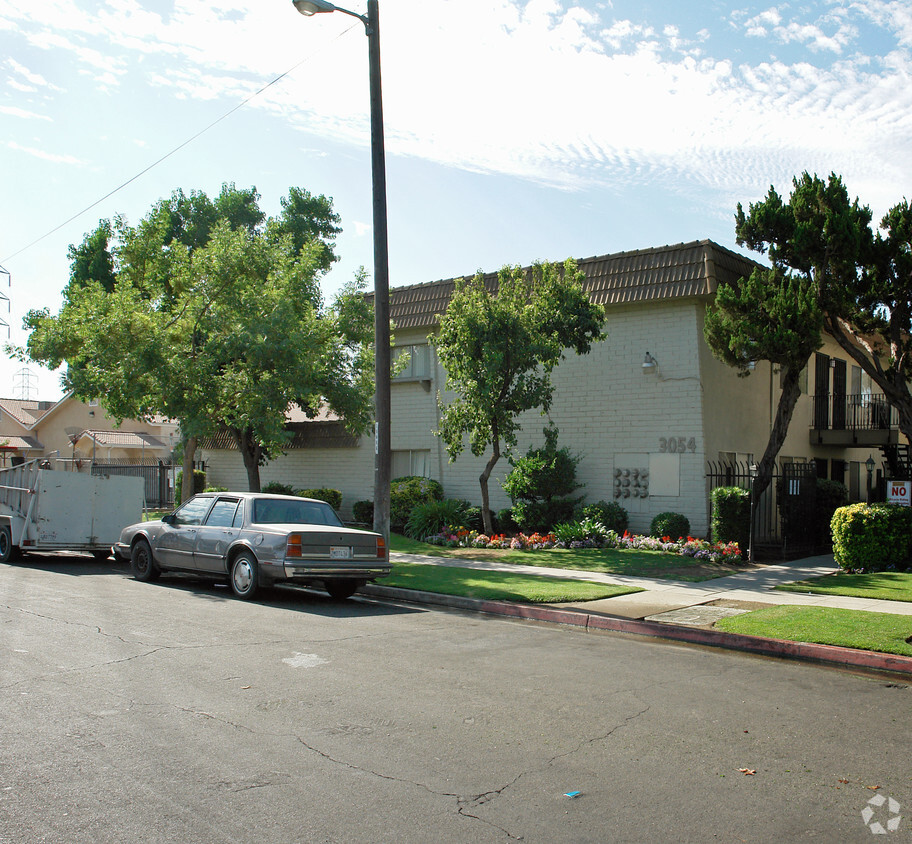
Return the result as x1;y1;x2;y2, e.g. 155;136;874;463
386;240;759;329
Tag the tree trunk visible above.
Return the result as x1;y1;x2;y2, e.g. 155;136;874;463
479;439;501;536
230;426;262;492
181;433;197;504
749;364;804;561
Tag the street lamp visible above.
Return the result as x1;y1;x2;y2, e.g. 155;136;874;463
293;0;391;542
866;454;876;502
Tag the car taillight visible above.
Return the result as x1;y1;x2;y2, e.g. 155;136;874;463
376;536;386;559
286;534;302;558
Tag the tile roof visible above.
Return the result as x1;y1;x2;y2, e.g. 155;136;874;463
0;435;43;450
0;398;56;426
386;239;760;330
198;421;358;451
79;431;168;449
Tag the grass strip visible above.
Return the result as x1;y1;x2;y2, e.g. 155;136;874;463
390;534;740;582
777;571;912;603
715;605;912;657
384;561;643;604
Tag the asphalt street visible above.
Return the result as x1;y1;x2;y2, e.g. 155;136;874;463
1;555;910;843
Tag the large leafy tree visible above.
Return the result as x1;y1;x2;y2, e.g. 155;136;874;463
704;173;874;554
825;200;912;459
432;259;605;534
20;184;372;494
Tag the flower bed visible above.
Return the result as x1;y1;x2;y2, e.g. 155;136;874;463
422;528;742;565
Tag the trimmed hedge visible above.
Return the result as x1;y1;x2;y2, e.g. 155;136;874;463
711;486;750;549
298;487;343;511
352;500;374;525
261;482;296;496
390;476;444;531
581;500;629;534
831;503;912;572
650;511;691;540
175;469;206;503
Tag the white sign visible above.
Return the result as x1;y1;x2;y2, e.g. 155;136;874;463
888;479;911;507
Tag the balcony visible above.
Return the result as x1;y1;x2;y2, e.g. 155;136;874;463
810;392;899;446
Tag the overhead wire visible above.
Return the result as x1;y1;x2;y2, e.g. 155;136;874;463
0;20;359;266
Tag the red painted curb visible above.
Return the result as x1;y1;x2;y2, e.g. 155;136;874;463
361;585;912;677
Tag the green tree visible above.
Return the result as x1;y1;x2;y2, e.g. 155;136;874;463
704;173;872;556
66;219;117;293
825;199;912;455
432;259;605;534
19;185;372;494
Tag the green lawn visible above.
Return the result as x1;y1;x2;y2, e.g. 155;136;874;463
384;561;643;603
390;534;743;582
715;605;912;657
777;571;912;603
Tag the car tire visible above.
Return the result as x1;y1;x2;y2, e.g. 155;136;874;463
131;539;161;582
229;552;259;600
325;579;360;600
0;527;11;563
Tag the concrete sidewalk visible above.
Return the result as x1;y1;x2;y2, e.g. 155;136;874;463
369;551;912;676
389;551;912;618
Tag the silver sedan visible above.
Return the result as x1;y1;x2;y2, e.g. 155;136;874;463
114;492;391;600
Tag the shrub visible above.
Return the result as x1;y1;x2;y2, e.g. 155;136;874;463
581;500;628;534
815;479;848;548
352;500;373;525
261;482;296;496
650;511;691;540
405;498;478;539
503;425;584;532
831;503;912;572
553;517;613;546
495;507;518;534
390;476;444;531
204;486;228;493
710;487;750;549
298;487;343;511
175;469;206;502
512;498;578;533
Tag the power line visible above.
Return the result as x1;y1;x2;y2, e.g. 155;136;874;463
1;23;358;265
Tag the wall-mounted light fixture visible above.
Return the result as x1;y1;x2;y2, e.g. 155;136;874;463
642;351;658;372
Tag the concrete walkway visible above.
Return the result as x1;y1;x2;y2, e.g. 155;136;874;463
389;551;912;619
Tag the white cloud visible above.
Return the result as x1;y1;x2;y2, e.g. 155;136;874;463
7;140;83;165
0;105;52;120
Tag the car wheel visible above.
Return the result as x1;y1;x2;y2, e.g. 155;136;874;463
0;527;11;563
131;539;161;582
229;552;259;600
325;579;360;600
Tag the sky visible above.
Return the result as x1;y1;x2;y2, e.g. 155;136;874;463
1;0;911;400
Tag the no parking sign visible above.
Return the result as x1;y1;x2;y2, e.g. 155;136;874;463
888;480;911;507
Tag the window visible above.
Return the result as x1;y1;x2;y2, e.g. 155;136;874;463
205;498;240;527
392;344;431;380
172;497;213;526
392;449;431;478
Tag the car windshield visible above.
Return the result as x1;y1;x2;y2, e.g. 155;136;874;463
252;498;343;527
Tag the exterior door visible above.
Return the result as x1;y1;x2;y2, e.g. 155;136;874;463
813;353;830;429
193;497;242;573
832;359;847;430
154;496;213;569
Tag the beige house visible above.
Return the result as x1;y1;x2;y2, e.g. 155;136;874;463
0;393;177;470
199;240;906;536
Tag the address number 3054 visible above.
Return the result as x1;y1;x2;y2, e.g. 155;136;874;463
659;437;697;453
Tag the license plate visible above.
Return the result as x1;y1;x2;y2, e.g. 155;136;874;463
330;546;352;560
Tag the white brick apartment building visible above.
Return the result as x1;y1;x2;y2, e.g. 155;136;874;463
200;240;903;536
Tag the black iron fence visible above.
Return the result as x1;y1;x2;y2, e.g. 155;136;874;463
706;461;819;559
90;460;177;510
812;392;896;432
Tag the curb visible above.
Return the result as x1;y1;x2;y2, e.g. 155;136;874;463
361;584;912;677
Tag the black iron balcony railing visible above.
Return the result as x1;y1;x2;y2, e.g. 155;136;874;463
811;392;897;432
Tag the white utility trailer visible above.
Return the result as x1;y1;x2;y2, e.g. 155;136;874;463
0;458;144;562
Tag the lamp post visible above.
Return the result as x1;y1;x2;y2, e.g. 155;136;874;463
866;455;875;502
293;0;391;542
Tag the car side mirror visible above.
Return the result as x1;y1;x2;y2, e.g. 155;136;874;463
162;513;176;525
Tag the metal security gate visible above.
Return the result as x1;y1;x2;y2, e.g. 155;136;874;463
91;460;177;510
706;461;819;559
